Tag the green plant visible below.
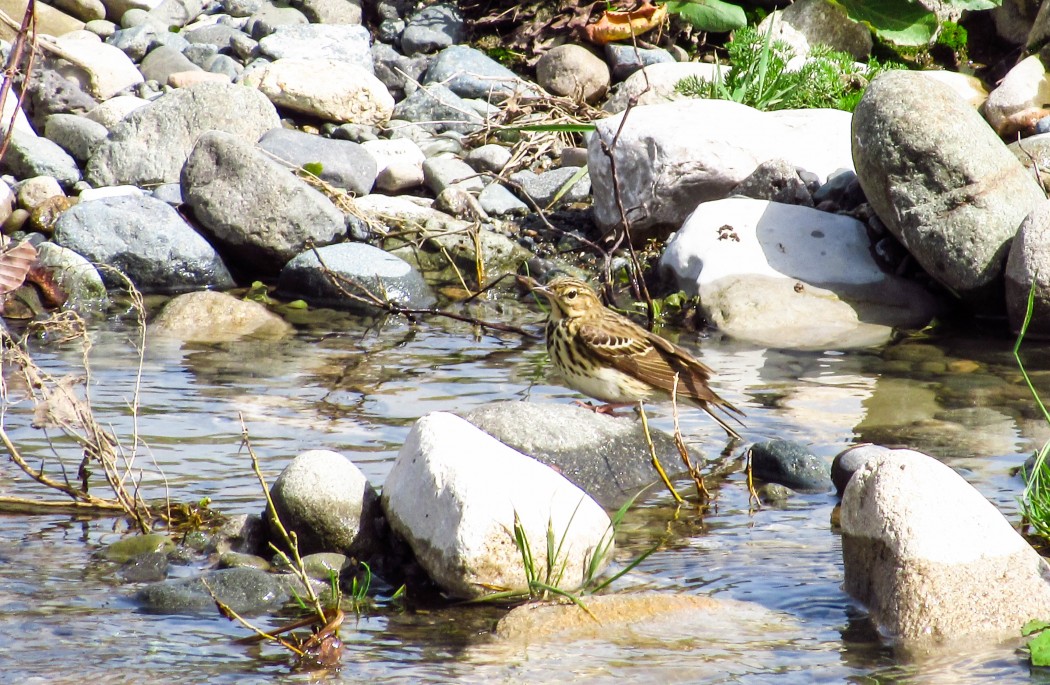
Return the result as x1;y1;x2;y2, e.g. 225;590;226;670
1015;281;1050;541
659;0;746;33
675;26;896;112
1023;619;1050;666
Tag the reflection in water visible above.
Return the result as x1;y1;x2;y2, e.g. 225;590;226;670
0;318;1043;683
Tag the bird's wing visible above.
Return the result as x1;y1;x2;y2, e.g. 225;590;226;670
577;319;716;401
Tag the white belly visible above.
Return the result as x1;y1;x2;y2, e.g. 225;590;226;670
556;360;653;403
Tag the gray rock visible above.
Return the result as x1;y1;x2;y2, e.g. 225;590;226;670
134;567;308;615
465;143;511;174
400;2;464;55
421;156;482;195
371;41;429;101
536;44;609;104
138;45;201;84
604;43;674;82
1006;199;1050;337
811;167;862;207
391;82;483;134
43;113;108;164
22;69;99;132
53;194;235;293
510;166;590;208
150;182;183;205
1;130;81;189
463;402;691;509
181;130;345;275
424;45;532;100
109;23;164;61
731;159;814;207
852;70;1046;314
841;449;1050;647
245;4;308;39
182;22;244;50
86;81;281;187
146;0;206;29
209;513;269;556
119;552;169;583
258;23;373;72
258;127;377;196
34;242;109;313
276;242;436;314
267;449;386;558
297;0;362;24
207;54;242;79
749;439;832;493
831;444;889;497
478;182;527;216
220;0;265;17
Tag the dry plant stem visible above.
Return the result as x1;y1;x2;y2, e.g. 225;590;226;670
242;415;328;623
306;243;538;338
670;373;710;501
0;0;36;161
202;578;306;657
638;401;683;504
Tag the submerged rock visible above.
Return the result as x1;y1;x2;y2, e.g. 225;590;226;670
150;291;293;342
749;439;831;493
841;449;1050;648
134;567;310;615
382;412;612;600
98;533;175;563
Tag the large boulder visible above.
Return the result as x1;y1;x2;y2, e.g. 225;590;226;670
180;130;345;275
841;449;1050;647
852;70;1046;314
659;197;940;349
381;412;612;599
85;82;280;187
588;99;853;243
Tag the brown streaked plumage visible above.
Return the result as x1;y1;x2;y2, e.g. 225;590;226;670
530;276;744;439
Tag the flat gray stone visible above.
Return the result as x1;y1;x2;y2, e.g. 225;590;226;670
258;127;377;196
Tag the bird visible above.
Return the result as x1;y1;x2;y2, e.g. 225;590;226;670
526;276;745;439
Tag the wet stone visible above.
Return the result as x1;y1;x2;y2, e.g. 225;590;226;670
750;439;832;493
119;552;169;583
98;533;175;563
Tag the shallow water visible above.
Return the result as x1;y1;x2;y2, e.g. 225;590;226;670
0;308;1046;683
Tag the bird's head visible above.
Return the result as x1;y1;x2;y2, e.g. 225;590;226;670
531;277;603;320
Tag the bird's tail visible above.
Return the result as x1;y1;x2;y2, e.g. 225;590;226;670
703;399;746;441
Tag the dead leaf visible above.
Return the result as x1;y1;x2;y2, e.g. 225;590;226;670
0;239;36;296
583;1;667;45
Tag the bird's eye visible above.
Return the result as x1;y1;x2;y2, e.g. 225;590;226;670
565;290;577;300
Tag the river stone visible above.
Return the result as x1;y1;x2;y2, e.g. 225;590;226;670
391;83;484;135
830;444;892;497
267;449;386;559
34;242;109;314
478;182;528;216
52;34;144;99
852;69;1046;314
382;411;613;600
139;44;200;84
400;2;464;55
759;0;872;60
1;130;81;189
84;94;150;129
1005;200;1050;337
150;290;293;342
209;513;269;556
53;194;235;293
509;167;590;208
841;449;1050;647
659;197;940;349
181;130;345;275
85;81;280;187
603;62;724;114
983;55;1050;137
134;567;308;615
98;533;175;562
297;0;362;23
242;58;394;125
257;23;372;71
603;43;675;82
277;242;436;314
258;127;377;196
749;439;831;493
421;156;482;195
536;44;609;104
589;99;853;242
118;551;169;583
43;113;108;164
424;45;534;100
462;401;689;509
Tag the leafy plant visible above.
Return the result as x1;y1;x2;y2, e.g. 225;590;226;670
1023;619;1050;666
832;0;999;47
676;25;896;112
1015;281;1050;542
659;0;746;33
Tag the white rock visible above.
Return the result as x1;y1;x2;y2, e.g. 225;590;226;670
660;197;939;349
983;54;1050;136
590;99;853;239
17;176;64;209
53;34;144;100
0;77;34;135
84;95;150;129
78;185;144;202
360;137;425;175
242;58;394;125
381;412;613;599
841;449;1050;646
603;62;724;113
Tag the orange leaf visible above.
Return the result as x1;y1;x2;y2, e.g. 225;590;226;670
0;239;36;296
583;1;667;45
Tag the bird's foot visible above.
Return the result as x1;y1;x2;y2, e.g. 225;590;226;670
573;400;634;415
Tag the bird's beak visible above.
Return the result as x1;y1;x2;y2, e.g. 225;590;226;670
516;275;550;297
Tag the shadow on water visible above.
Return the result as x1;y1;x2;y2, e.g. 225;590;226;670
0;313;1045;683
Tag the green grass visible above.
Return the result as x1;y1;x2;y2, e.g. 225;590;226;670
675;25;899;112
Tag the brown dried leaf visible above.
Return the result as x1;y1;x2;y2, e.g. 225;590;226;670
26;263;68;309
582;1;667;45
0;239;36;295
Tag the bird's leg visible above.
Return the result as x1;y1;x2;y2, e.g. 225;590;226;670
745;446;760;510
